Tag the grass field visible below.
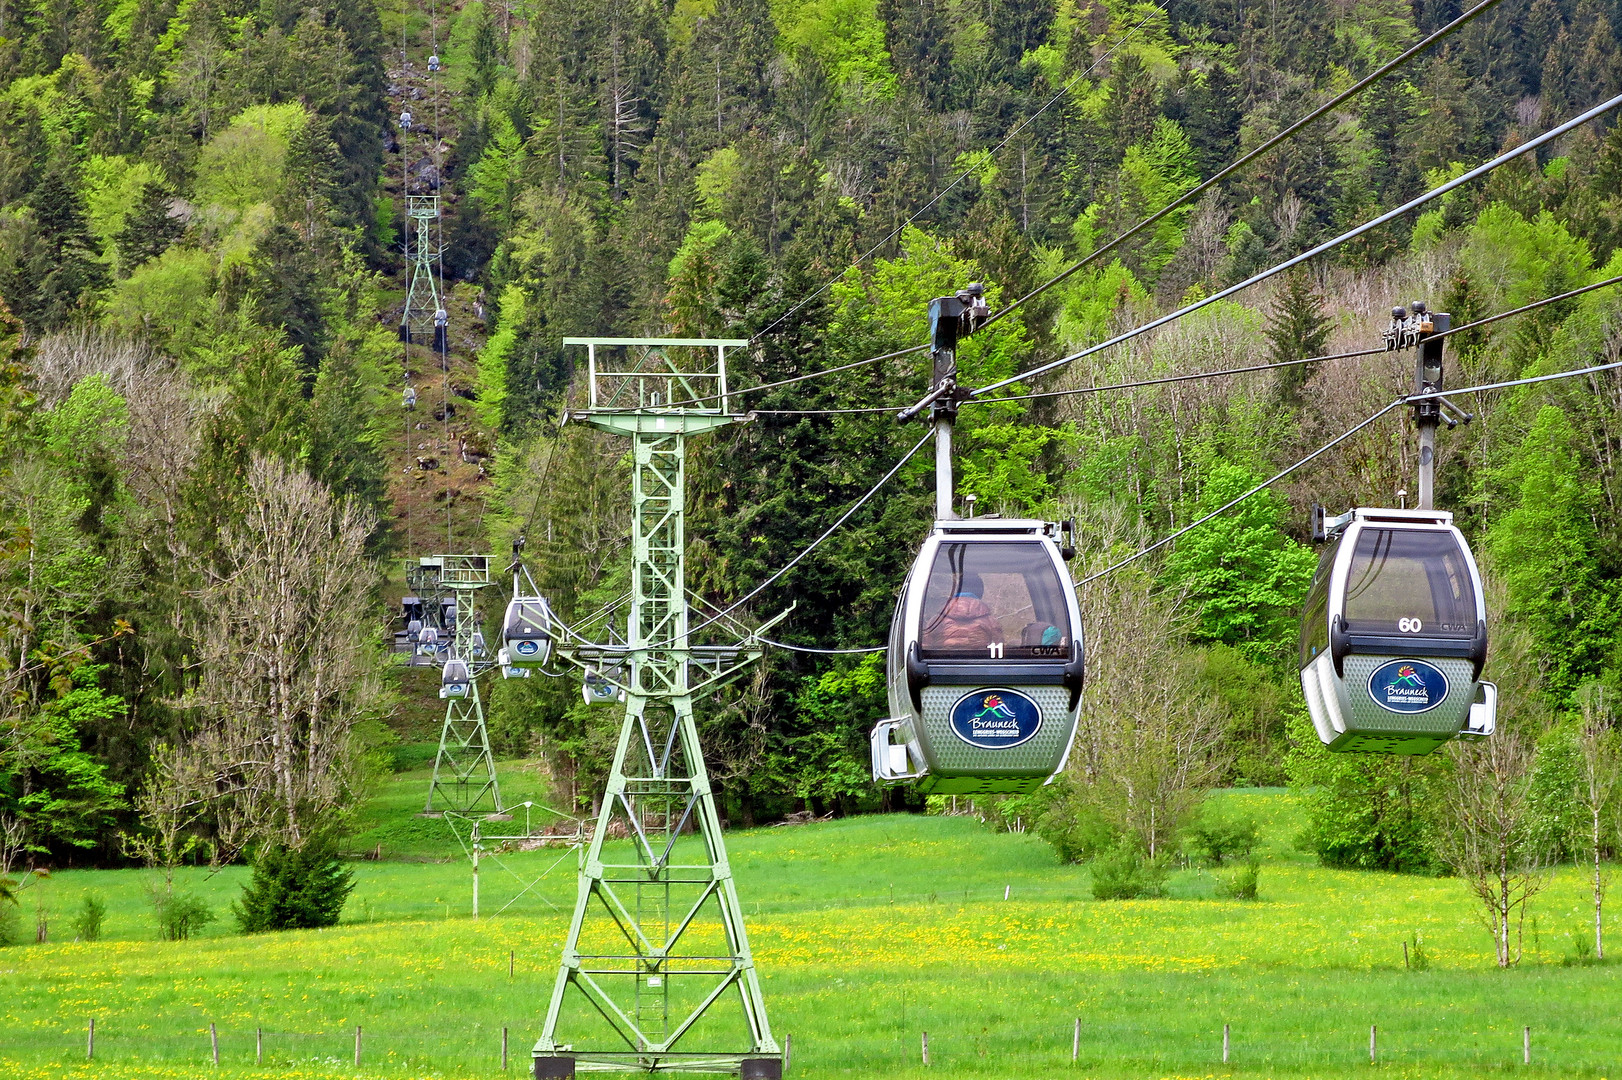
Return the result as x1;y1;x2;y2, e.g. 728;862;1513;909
2;778;1619;1079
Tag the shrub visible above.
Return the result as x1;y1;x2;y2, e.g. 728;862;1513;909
1215;857;1261;900
1090;842;1168;900
0;881;20;946
1187;813;1259;866
70;895;106;942
154;891;215;940
1033;780;1122;864
1410;932;1431;971
234;838;354;932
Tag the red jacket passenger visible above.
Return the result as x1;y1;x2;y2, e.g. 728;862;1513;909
923;594;1003;652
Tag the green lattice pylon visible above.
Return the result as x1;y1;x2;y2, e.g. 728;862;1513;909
399;194;444;345
534;339;781;1077
423;555;502;815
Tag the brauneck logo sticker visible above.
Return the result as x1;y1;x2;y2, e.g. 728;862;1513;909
949;689;1043;749
515;639;540;655
1367;659;1449;714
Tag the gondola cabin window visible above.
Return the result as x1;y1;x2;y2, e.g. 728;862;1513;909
918;542;1071;660
1343;528;1477;637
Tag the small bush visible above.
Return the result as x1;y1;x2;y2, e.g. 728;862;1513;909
0;882;20;947
1409;932;1430;971
70;895;107;942
1090;843;1168;901
234;838;355;932
1186;813;1259;866
1032;780;1121;864
154;891;215;940
1215;857;1261;900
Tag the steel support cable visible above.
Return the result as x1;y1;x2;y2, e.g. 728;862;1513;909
979;0;1508;335
678;430;934;642
974;88;1622;399
1078;357;1622;586
661;0;1510;419
667;0;1495;413
757;636;886;655
971;272;1622;407
749;2;1170;345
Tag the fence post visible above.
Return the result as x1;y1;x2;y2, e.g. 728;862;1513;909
1369;1024;1376;1064
1072;1017;1080;1063
210;1022;219;1066
921;1030;929;1066
503;1026;509;1071
1524;1025;1530;1064
1003;885;1010;900
355;1025;362;1067
87;1017;94;1061
1223;1023;1230;1064
510;949;515;979
256;1026;262;1065
1403;941;1409;968
784;1034;792;1073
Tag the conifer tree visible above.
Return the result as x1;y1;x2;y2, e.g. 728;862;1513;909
1266;269;1333;405
16;159;108;331
115;179;183;272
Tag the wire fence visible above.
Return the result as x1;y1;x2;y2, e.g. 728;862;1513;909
11;1014;1620;1073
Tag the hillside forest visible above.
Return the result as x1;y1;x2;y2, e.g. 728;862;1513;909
1;0;1621;905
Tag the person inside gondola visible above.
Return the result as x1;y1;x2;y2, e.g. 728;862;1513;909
922;572;1004;652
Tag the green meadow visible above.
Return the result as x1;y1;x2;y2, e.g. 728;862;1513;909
2;773;1619;1079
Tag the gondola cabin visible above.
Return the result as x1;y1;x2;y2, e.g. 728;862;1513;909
583;667;626;706
503;598;554;668
440;658;470;700
873;518;1083;795
1300;508;1496;754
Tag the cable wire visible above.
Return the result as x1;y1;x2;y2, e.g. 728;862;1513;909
974;88;1622;398
972;272;1622;406
757;637;886;655
1079;357;1622;586
681;429;934;640
750;2;1170;344
981;0;1508;333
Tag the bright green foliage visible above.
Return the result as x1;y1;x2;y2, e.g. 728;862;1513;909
80;155;159;260
958;421;1069;515
233;838;355;932
773;0;898;93
473;284;522;432
1090;839;1168;900
1215;857;1260;900
1458;204;1593;314
194;104;308;216
1487;406;1618;705
666;220;733;336
774;655;888;812
1184;809;1259;866
1162;463;1316;664
68;895;105;941
152;891;215;941
1095;117;1199;276
2;666;127;855
1285;709;1441;873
